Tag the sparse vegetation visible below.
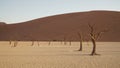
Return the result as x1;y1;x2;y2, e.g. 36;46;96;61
88;23;108;55
31;41;40;46
37;41;40;46
13;40;18;47
63;35;67;45
48;41;51;45
0;41;119;68
31;41;34;46
9;40;12;45
69;40;72;45
77;32;83;51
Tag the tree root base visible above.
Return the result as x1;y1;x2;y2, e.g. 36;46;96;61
78;49;82;51
90;53;100;56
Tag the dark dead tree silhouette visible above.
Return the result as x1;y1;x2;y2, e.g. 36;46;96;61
31;40;34;46
9;40;12;45
9;36;13;46
37;41;40;46
88;23;108;56
69;35;72;46
29;34;35;46
22;34;37;46
31;40;40;46
13;40;18;47
29;34;39;46
60;40;63;45
63;35;67;45
12;36;18;47
69;40;72;45
48;40;51;45
77;32;83;51
29;34;34;46
12;34;19;47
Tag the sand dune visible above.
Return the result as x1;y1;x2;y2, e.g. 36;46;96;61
0;41;120;68
0;11;120;41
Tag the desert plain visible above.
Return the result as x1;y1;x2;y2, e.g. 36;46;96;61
0;41;120;68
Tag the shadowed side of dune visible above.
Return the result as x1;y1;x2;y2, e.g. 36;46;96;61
0;11;120;41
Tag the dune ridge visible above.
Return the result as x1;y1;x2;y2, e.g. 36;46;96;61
0;11;120;41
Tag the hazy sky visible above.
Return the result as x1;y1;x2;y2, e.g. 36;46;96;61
0;0;120;24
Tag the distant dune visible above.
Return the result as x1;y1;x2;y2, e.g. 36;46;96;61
0;22;6;25
0;10;120;41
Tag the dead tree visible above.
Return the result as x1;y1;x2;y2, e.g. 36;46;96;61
48;41;51;45
13;40;18;47
29;34;36;46
69;36;72;46
31;41;40;46
69;40;72;45
77;32;83;51
31;41;34;46
64;35;67;45
60;40;63;45
9;40;12;45
88;24;108;55
37;41;40;46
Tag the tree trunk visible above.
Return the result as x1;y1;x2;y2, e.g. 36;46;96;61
91;38;97;55
60;40;62;44
48;41;51;45
31;41;34;46
37;41;39;46
69;41;71;45
64;41;66;45
79;40;82;51
78;32;83;51
9;40;12;45
13;41;18;47
64;36;67;45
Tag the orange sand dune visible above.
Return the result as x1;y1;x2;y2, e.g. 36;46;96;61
0;11;120;41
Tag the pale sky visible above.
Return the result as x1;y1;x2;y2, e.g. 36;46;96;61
0;0;120;24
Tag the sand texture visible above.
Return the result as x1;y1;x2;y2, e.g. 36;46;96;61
0;41;120;68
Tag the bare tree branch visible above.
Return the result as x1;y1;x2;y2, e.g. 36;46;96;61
88;23;108;56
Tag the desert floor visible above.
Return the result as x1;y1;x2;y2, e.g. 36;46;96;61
0;41;120;68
